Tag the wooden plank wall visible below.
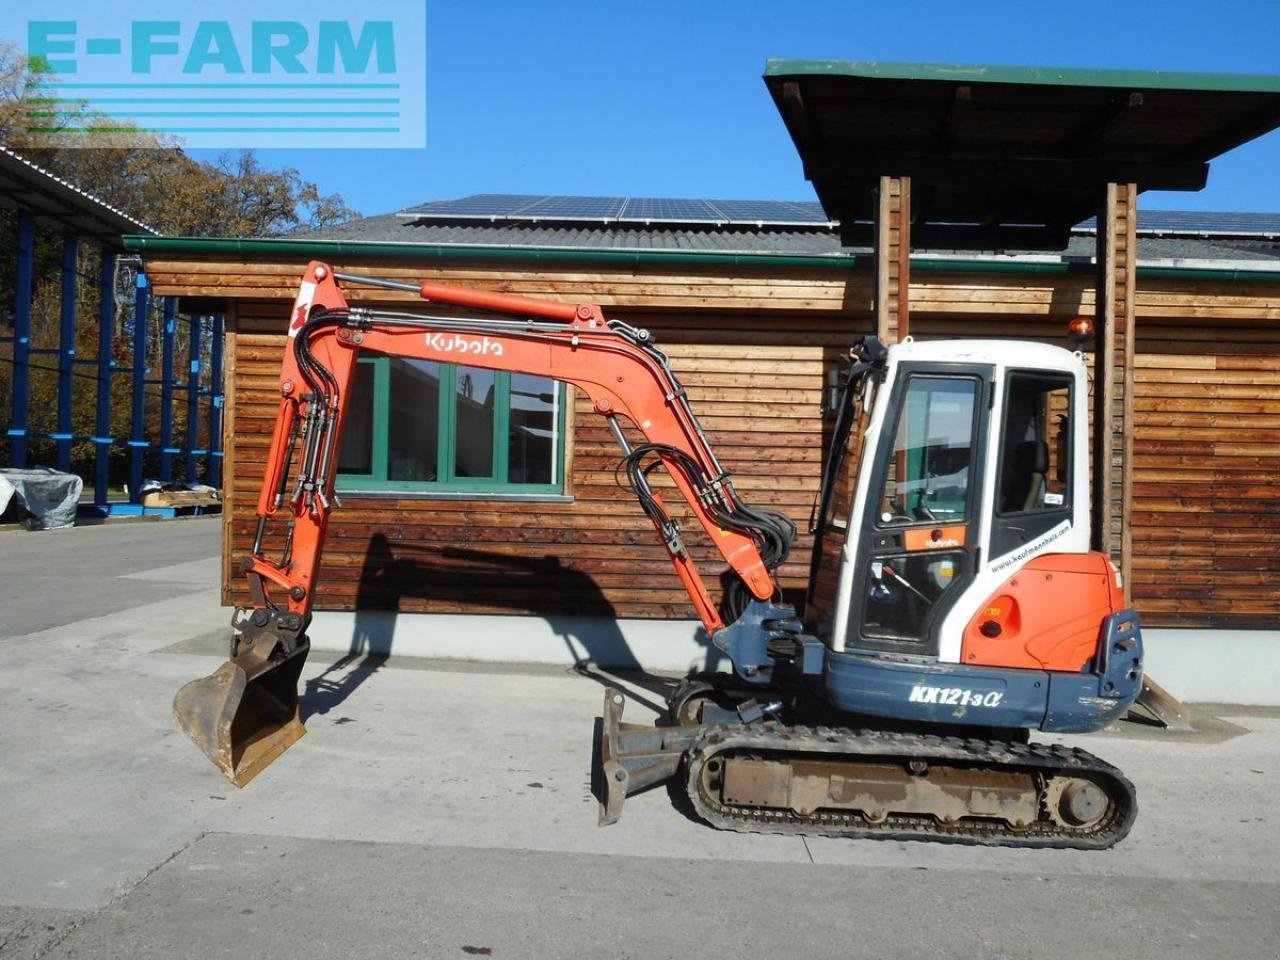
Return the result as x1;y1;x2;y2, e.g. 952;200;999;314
144;258;876;314
1129;278;1280;628
149;256;1280;630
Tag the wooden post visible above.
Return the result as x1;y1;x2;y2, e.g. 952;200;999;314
1119;185;1137;598
874;176;911;343
219;303;237;605
1092;182;1137;596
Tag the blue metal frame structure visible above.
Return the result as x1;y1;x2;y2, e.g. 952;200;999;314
92;252;117;505
0;146;227;522
186;313;203;486
128;274;151;502
97;290;225;515
159;297;177;482
7;213;35;467
208;316;224;488
55;236;80;473
2;234;226;517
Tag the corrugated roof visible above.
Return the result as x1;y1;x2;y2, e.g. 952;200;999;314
0;148;156;244
299;212;842;254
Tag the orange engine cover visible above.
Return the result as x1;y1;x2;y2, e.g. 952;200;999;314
960;552;1122;672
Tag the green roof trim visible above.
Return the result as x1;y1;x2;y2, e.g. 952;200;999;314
763;59;1280;93
123;235;869;271
122;235;1280;284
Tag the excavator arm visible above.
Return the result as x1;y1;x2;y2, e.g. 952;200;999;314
174;261;804;786
250;260;787;627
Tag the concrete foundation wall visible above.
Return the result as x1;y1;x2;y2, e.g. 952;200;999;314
1140;628;1280;706
307;612;1280;706
308;610;724;676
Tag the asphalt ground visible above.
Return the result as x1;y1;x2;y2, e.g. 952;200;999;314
1;519;1278;960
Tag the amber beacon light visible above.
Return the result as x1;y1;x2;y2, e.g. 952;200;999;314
1067;316;1095;348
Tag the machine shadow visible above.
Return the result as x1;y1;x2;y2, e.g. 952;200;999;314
302;533;717;719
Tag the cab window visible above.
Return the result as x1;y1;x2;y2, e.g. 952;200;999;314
878;376;977;525
998;373;1071;514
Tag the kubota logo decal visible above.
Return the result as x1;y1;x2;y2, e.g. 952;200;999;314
904;525;966;552
287;280;317;338
908;685;1004;708
425;332;505;357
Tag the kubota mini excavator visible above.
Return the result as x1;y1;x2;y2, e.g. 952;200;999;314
174;262;1144;848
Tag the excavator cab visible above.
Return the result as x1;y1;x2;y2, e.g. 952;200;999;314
807;339;1142;731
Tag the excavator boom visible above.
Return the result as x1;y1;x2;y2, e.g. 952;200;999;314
174;262;800;785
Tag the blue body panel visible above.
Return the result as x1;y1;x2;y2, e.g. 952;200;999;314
1044;609;1144;732
713;598;799;684
822;610;1144;734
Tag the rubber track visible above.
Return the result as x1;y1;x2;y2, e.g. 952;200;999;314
684;722;1137;849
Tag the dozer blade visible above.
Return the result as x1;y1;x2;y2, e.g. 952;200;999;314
596;688;698;826
173;642;310;787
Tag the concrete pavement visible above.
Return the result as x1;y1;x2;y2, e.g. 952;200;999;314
1;519;1278;959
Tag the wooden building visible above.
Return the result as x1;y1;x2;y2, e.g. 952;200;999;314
131;62;1280;703
131;208;1280;697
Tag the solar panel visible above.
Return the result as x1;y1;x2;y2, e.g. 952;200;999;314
618;198;720;222
1137;211;1280;235
1075;210;1280;237
706;199;831;223
403;195;547;217
520;196;627;219
403;196;1277;235
402;194;838;227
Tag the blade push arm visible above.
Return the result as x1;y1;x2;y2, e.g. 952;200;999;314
246;261;794;637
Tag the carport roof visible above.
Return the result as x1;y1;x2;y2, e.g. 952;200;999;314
0;147;156;246
764;60;1280;248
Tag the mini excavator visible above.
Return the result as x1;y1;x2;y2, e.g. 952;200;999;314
174;262;1144;848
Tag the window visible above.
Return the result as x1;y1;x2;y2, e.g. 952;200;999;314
862;375;978;645
998;373;1071;514
877;376;977;525
337;357;566;494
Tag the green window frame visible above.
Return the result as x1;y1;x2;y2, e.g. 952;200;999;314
336;357;568;494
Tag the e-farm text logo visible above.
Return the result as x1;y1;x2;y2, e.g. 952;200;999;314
9;1;426;149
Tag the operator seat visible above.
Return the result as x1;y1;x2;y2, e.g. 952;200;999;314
1008;440;1049;512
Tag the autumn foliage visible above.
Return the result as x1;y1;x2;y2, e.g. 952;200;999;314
0;42;357;485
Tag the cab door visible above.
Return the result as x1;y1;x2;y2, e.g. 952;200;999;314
847;365;991;658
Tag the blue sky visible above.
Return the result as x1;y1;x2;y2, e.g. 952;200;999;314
195;0;1280;217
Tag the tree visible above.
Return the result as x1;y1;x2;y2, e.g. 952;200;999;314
1;41;358;478
40;147;356;236
0;41;357;236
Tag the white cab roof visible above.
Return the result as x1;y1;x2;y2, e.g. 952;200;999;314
887;338;1085;374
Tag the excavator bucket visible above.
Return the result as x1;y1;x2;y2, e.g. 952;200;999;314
173;642;310;787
